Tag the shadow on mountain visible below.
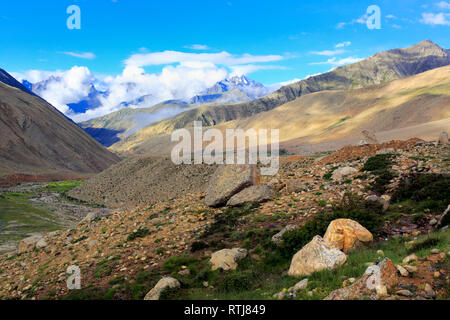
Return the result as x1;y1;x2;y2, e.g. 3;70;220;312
82;127;125;147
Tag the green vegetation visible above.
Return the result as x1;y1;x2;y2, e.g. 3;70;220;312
0;180;86;253
361;154;398;194
127;228;150;241
280;193;383;258
323;166;338;181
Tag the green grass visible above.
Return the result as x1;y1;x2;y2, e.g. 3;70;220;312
0;180;85;252
40;181;84;193
167;228;450;300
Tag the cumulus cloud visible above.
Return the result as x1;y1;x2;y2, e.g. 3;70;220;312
16;66;95;114
19;50;286;122
61;51;96;59
420;12;450;25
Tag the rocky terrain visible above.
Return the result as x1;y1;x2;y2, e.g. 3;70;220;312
0;133;448;300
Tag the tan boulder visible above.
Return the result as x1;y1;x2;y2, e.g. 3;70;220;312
144;277;180;300
288;236;347;277
210;248;248;271
323;219;373;254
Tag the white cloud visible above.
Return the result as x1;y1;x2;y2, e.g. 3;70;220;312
61;52;96;59
335;41;351;48
310;49;346;56
16;66;95;114
436;1;450;10
230;64;286;76
420;12;450;25
124;51;283;67
19;49;286;122
336;14;369;29
310;57;362;67
183;44;210;50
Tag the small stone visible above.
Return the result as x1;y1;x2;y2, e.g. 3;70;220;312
429;218;438;226
396;265;409;277
402;254;418;264
288;279;308;293
430;249;440;254
396;289;413;297
424;283;435;298
404;265;418;273
376;285;388;299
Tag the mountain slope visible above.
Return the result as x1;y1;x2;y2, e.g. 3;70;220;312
0;74;121;177
79;100;192;146
110;40;450;154
0;69;36;96
79;75;270;146
110;64;450;155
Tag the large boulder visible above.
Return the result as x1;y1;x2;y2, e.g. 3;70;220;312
437;131;448;145
226;185;273;207
18;234;44;252
325;258;398;300
288;236;347;277
144;277;180;300
210;248;248;271
359;130;378;145
323;219;373;253
205;165;258;207
331;167;357;182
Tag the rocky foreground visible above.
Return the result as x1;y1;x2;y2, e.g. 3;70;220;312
0;134;448;300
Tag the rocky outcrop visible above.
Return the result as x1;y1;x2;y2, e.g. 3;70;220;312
331;167;357;181
210;248;248;271
323;219;373;253
359;130;378;145
226;185;273;207
288;236;347;277
144;277;180;300
437;131;448;145
325;258;398;300
18;235;44;252
205;165;258;207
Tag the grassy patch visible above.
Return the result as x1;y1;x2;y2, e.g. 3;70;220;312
127;228;150;242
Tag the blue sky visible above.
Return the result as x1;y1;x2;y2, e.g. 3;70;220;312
1;0;449;83
1;0;449;120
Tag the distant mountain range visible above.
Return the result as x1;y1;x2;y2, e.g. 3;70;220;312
108;40;450;155
77;75;271;146
23;74;271;118
0;69;120;178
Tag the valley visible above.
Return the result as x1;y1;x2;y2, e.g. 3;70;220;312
0;181;111;254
